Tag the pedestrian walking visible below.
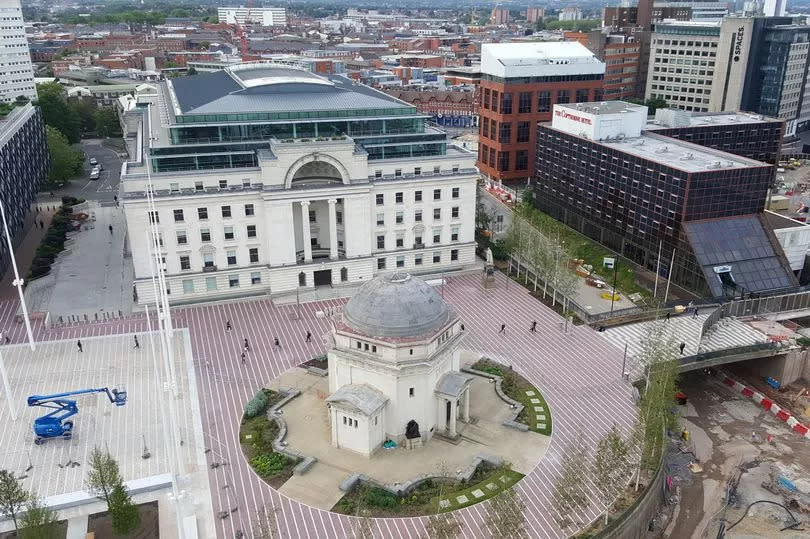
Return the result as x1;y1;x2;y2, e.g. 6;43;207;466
530;320;537;332
225;320;232;331
243;338;250;352
77;340;83;353
679;342;686;355
274;337;280;348
305;331;312;343
133;335;140;349
4;334;8;344
460;323;465;331
39;221;44;229
665;312;671;321
108;224;113;234
241;351;246;364
692;308;699;319
499;323;506;334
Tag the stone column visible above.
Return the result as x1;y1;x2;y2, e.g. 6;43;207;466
328;198;339;260
463;389;470;422
449;399;457;437
300;201;312;263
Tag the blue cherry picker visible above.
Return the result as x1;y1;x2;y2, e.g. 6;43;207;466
27;387;127;445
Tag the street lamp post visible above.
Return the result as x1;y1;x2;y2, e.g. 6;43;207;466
0;200;35;350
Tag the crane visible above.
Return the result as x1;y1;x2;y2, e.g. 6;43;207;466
27;387;127;445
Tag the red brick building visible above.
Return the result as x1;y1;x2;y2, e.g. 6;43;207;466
385;89;477;118
477;42;605;183
565;31;641;101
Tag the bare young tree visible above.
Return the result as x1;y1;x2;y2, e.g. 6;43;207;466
0;469;29;532
252;502;280;539
550;435;590;532
423;461;462;539
591;424;631;525
485;485;527;539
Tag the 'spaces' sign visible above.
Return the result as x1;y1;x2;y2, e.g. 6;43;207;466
554;109;593;125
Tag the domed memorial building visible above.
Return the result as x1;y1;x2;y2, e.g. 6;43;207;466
325;272;473;457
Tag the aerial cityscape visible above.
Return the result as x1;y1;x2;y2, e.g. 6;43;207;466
1;0;810;538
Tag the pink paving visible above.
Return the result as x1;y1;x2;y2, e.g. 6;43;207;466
0;271;636;538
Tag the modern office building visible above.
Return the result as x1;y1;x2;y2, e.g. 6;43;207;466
0;0;36;102
647;108;785;164
0;103;48;275
477;42;605;184
533;101;796;297
217;7;287;27
571;30;641;101
120;64;477;305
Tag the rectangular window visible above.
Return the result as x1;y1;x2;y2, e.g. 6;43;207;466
182;279;194;294
433;252;441;263
557;89;570;104
498;151;510;172
203;253;214;268
173;209;184;222
575;89;589;103
179;255;190;270
195;181;203;191
219;179;227;189
376;194;384;205
415;235;423;246
249;248;259;263
414;167;421;176
433;166;440;174
396;235;404;248
375;170;382;178
484;88;490;108
251;272;261;285
227;250;237;265
376;213;385;226
221;205;231;218
308;210;316;223
517;121;530;143
451;249;459;261
224;226;234;240
200;228;211;242
395;211;403;224
415;190;422;202
409;387;415;397
414;254;423;265
415;210;422;222
395;192;403;203
206;277;217;291
516;150;529;171
377;235;385;249
538;90;551;112
170;182;180;193
176;230;187;245
451;206;459;219
433;188;441;201
518;91;532;113
247;225;256;238
148;211;159;224
451;227;459;241
452;187;460;199
377;257;386;270
396;256;405;268
336;211;343;224
244;204;254;216
433;208;441;220
197;207;208;220
433;231;441;243
229;275;239;288
501;92;512;114
499;122;511;143
242;179;250;188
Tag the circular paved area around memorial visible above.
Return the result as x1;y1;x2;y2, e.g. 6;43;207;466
0;270;637;538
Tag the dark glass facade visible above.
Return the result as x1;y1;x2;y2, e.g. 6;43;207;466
533;124;775;295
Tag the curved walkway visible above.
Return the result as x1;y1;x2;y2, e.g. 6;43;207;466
0;271;636;538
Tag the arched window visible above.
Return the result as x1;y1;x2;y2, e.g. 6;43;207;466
340;267;348;282
298;271;306;287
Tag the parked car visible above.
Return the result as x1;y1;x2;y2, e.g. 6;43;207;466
89;168;100;180
89;157;98;166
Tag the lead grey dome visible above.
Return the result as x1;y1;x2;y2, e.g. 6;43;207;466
342;273;452;338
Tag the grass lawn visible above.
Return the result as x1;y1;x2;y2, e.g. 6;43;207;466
472;358;552;436
331;465;523;517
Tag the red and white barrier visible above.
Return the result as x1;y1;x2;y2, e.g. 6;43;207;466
717;371;810;440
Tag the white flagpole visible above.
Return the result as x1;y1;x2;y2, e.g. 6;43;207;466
0;200;34;350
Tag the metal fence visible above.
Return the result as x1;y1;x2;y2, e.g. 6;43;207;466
723;290;810;318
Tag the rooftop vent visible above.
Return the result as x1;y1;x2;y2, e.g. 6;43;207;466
679;152;695;161
655;145;669;153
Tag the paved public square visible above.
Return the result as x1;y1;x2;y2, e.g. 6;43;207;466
0;269;637;538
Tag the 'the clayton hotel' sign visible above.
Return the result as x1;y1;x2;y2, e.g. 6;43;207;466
554;108;593;125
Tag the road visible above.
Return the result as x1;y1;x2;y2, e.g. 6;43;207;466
51;139;124;203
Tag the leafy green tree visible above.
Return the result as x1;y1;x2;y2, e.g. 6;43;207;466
36;82;81;143
551;435;589;532
644;97;669;114
0;469;29;531
186;66;198;76
199;41;210;50
592;424;630;524
108;484;140;535
94;107;121;137
19;497;60;539
70;98;96;134
87;447;140;536
485;486;527;538
45;127;82;186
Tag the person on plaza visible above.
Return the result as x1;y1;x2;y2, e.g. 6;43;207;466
305;331;311;343
225;320;232;331
460;323;465;331
530;320;537;332
499;323;506;334
133;335;140;349
679;342;686;355
241;351;246;364
665;312;671;321
108;224;113;234
274;337;280;348
243;338;250;352
693;308;699;319
77;340;83;353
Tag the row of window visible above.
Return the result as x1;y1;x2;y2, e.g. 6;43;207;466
375;187;460;205
171;203;255;223
480;119;532;144
479;145;530;172
375;227;460;249
175;224;257;244
177;247;260;271
376;206;460;226
373;164;460;178
175;271;264;295
376;249;459;270
482;88;600;114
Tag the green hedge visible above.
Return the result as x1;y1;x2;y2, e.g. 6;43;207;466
250;453;289;477
244;389;270;419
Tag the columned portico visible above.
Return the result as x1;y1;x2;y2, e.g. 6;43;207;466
300;200;312;262
328;198;339;260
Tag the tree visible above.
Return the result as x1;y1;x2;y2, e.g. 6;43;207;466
186;66;198;76
71;98;96;134
19;497;60;539
644;97;669;115
199;41;210;50
551;435;590;532
87;447;140;535
422;462;463;539
36;82;81;143
252;503;279;539
45;127;82;187
484;486;527;539
94;107;121;138
0;469;29;531
591;424;630;524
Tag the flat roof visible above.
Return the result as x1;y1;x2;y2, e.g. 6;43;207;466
647;111;781;129
481;41;604;78
168;64;411;115
563;101;647;116
598;132;765;173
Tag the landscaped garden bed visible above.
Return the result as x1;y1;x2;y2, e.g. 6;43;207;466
300;354;328;370
239;389;297;488
28;196;85;281
472;358;552;436
331;464;523;517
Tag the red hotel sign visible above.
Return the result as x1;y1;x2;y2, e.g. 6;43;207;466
554;109;593;125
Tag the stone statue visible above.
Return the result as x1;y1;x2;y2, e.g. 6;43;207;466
405;419;420;439
485;247;494;267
